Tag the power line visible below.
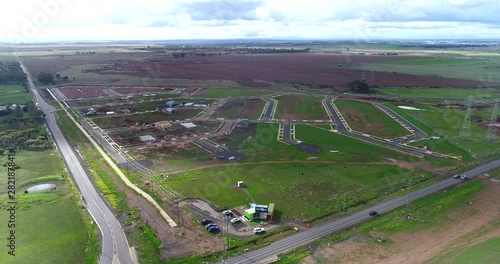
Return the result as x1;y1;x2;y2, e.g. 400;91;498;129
485;98;498;142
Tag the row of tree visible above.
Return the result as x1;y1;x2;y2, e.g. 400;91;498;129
37;72;70;84
0;61;27;84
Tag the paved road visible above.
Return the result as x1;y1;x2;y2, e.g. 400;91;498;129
262;97;276;120
227;158;500;263
21;63;136;264
325;96;442;158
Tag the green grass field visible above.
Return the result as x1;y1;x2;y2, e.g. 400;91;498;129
0;84;31;105
167;162;424;220
377;87;499;100
334;100;411;138
427;237;500;264
0;150;87;264
383;103;498;159
295;124;408;162
276;94;328;120
409;138;469;158
201;88;271;97
344;56;500;83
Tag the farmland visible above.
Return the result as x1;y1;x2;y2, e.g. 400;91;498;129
377;87;499;100
0;84;31;104
276;94;329;120
334;100;411;138
196;88;272;97
346;56;500;84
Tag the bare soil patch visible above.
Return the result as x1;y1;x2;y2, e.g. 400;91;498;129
111;87;174;95
301;179;500;264
58;86;109;99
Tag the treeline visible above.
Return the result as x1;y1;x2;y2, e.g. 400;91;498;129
0;61;27;84
0;101;51;152
399;44;489;49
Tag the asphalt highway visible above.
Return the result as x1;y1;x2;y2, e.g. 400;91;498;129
227;158;500;263
21;63;136;264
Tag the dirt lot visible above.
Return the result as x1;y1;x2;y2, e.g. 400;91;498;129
104;54;499;88
301;178;500;264
211;99;265;119
58;86;110;99
111;87;174;95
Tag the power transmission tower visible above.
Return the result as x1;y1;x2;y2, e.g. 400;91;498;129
459;96;473;140
485;98;499;141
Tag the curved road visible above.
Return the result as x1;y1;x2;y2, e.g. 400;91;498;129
20;63;136;264
227;158;500;263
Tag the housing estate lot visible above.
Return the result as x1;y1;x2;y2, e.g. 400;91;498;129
334;100;411;138
276;94;329;120
211;99;266;119
90;109;202;129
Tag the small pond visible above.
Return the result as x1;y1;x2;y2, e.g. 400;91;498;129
26;183;56;193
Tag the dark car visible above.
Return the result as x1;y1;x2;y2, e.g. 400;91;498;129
369;211;378;216
205;223;217;230
208;226;219;233
200;219;212;226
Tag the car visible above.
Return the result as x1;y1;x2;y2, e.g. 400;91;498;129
369;211;378;216
253;227;265;233
208;226;219;233
228;156;235;160
217;155;225;159
230;218;241;224
200;219;212;226
460;174;468;181
205;223;217;229
222;210;233;216
453;174;461;179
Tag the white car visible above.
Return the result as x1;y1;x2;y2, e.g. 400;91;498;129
253;227;265;233
230;218;241;224
228;156;235;160
222;210;232;216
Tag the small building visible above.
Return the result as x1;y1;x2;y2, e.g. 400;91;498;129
267;203;275;220
138;135;156;143
180;122;197;129
234;119;250;128
165;101;178;107
244;208;256;220
164;107;178;114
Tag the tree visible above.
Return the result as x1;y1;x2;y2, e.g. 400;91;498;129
347;79;370;93
62;76;69;82
37;72;54;85
55;73;61;79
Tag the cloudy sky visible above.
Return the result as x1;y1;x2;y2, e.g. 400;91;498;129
2;0;500;42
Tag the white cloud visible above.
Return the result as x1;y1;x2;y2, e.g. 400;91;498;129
1;0;499;41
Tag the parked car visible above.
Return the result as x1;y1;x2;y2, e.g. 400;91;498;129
369;211;378;216
453;174;461;179
253;227;265;233
217;155;225;159
228;156;235;160
200;219;212;226
222;210;233;217
205;223;217;230
230;218;241;224
460;174;468;181
208;225;219;233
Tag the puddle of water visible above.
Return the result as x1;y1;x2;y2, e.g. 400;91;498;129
26;183;56;193
398;106;422;111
